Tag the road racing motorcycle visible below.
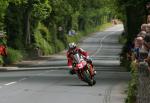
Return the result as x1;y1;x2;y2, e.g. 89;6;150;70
70;50;96;86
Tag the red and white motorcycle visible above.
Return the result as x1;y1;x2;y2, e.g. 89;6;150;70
70;51;96;86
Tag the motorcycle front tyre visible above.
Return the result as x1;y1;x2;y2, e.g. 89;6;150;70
83;70;94;86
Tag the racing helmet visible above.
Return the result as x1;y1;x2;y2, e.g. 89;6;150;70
68;42;76;49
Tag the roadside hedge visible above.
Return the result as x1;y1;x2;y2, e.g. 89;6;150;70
125;61;138;103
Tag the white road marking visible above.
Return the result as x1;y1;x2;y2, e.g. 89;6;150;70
5;82;17;86
1;68;62;87
93;31;117;56
93;33;109;56
19;78;27;81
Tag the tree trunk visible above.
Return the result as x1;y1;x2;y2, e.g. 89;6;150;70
25;11;31;45
125;5;145;42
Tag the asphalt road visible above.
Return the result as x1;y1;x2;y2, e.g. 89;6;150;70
0;24;130;103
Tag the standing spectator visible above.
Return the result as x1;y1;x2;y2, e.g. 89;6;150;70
141;23;147;32
68;29;72;36
0;32;7;56
68;29;76;36
0;32;7;66
134;36;148;61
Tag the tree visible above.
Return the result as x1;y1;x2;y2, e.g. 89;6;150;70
0;0;8;30
23;0;51;45
5;0;51;49
3;0;116;54
115;0;148;41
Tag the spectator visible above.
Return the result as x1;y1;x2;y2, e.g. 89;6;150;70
0;32;7;56
137;31;147;38
133;36;148;61
146;23;150;33
143;24;150;49
68;29;76;36
141;23;147;31
0;45;7;56
147;15;150;23
68;29;72;36
134;37;144;48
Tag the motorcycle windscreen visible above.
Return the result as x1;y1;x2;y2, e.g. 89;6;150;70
73;53;84;63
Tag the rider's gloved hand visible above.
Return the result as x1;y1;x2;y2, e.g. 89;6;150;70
86;56;92;62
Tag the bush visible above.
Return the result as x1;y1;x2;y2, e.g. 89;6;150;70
0;56;4;65
3;48;23;64
125;61;138;103
54;40;65;52
66;34;82;43
34;23;53;55
118;34;127;44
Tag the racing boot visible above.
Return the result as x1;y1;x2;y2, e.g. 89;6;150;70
69;69;76;75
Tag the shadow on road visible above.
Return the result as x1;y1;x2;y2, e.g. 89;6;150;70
66;84;90;87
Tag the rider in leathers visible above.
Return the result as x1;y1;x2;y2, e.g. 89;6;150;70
66;42;96;75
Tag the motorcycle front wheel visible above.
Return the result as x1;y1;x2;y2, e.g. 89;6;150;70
83;70;94;86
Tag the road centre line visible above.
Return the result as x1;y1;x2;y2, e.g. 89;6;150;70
19;78;27;81
5;82;17;86
92;31;116;56
93;33;110;56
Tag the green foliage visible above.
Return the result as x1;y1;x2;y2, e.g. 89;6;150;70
5;0;52;48
0;55;4;65
4;48;23;64
5;3;24;49
95;23;113;31
118;34;127;44
125;61;138;103
38;23;52;42
32;0;51;20
0;0;8;30
121;58;131;71
54;40;65;52
34;23;53;55
1;0;116;58
71;11;80;30
67;34;82;43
